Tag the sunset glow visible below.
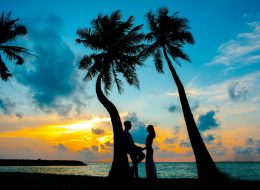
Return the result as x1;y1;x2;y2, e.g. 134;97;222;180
0;0;259;163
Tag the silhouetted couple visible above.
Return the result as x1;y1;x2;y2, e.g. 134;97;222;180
123;121;157;179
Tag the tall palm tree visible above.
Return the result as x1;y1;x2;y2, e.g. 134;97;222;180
144;8;223;181
0;12;31;81
76;10;144;179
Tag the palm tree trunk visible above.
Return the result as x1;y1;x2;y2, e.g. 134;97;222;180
162;46;222;181
96;74;130;179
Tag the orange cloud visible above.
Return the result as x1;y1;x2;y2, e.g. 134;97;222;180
0;115;113;154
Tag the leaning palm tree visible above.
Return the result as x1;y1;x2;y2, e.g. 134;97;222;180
0;12;31;81
76;10;144;178
144;8;223;181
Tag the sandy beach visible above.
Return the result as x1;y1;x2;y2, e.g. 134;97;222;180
1;172;260;190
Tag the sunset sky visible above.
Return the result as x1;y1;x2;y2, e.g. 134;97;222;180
0;0;260;162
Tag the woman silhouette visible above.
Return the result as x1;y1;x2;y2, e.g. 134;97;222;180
144;125;157;179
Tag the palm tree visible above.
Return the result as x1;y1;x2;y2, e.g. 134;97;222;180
0;12;31;81
76;10;144;179
144;8;223;181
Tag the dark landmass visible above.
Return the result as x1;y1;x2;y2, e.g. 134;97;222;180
0;159;86;166
0;172;259;190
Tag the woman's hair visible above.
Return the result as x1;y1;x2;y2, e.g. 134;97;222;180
147;125;156;139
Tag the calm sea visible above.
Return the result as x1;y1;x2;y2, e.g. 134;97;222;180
0;162;259;180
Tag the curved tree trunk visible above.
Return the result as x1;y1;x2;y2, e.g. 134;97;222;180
96;74;130;179
162;46;223;181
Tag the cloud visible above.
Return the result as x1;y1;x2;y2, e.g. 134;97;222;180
78;148;99;161
98;141;113;151
183;71;260;107
0;98;22;118
156;148;193;159
0;98;16;115
91;128;105;135
73;96;88;115
99;141;113;151
246;138;254;145
203;134;216;144
164;137;177;144
100;144;110;151
179;140;191;148
210;141;226;156
15;13;79;115
78;146;113;161
91;145;99;151
166;88;203;97
156;150;176;158
255;139;260;155
233;138;260;160
153;143;160;150
55;143;69;152
197;111;220;132
167;104;180;113
173;125;180;135
228;81;248;101
124;113;147;144
207;22;260;70
15;113;23;118
233;146;254;155
191;101;199;111
104;141;113;147
166;101;199;114
256;147;260;154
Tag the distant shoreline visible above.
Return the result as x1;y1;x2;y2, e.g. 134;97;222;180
0;159;86;166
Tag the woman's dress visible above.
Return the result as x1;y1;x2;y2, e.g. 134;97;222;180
145;135;157;179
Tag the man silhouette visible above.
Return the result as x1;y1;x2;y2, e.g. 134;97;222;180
122;120;145;178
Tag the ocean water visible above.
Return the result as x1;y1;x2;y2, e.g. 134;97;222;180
0;162;259;181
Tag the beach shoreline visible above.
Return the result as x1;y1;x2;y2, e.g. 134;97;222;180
1;172;259;190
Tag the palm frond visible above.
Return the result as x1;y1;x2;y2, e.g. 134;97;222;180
117;15;134;34
84;62;101;81
153;49;164;73
0;56;12;80
118;63;140;90
167;44;191;63
91;14;104;37
144;32;155;42
112;65;124;94
168;15;195;45
127;70;140;89
110;10;121;24
79;54;95;70
144;8;194;73
102;69;113;95
119;44;145;57
13;23;27;37
146;11;157;34
119;24;144;46
0;45;31;54
173;30;195;45
0;45;31;65
0;12;27;44
76;28;103;50
76;10;145;94
158;7;169;17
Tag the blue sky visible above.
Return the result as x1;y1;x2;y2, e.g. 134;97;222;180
0;0;260;162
